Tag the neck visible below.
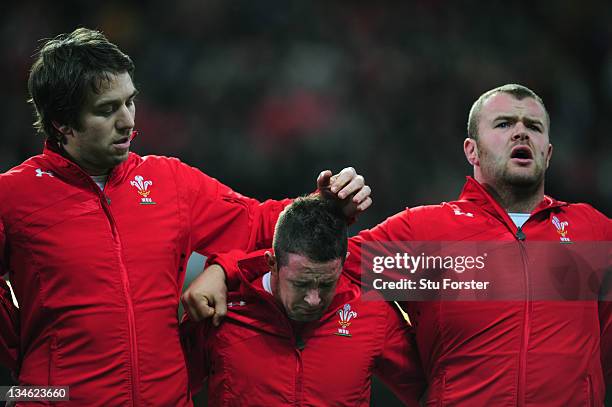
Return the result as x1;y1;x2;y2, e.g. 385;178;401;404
480;180;544;213
84;168;111;176
60;147;111;176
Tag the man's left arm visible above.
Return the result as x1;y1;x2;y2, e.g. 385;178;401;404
373;302;426;407
182;165;370;322
187;166;370;255
185;167;287;255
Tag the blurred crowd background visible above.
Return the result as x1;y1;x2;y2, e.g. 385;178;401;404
1;0;611;405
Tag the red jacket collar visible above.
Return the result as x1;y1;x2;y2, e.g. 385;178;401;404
458;176;567;220
41;139;142;188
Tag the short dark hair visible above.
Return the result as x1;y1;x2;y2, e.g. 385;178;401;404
467;84;549;140
28;27;135;141
273;196;348;268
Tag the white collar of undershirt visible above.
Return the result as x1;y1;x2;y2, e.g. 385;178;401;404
91;174;108;191
262;272;272;294
508;212;530;228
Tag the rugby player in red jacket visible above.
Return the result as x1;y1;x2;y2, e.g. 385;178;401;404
196;84;611;406
0;28;371;406
182;196;425;406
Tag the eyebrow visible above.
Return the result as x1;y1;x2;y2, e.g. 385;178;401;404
289;277;336;284
94;89;139;107
493;115;544;127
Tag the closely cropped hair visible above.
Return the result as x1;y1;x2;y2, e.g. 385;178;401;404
28;27;135;141
467;84;549;140
273;196;348;268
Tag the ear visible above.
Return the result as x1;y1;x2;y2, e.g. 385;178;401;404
545;143;553;169
265;251;277;274
52;121;75;139
463;137;479;166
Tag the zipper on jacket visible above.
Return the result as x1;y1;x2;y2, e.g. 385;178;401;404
294;347;304;406
97;182;141;406
101;196;140;406
96;167;141;406
516;237;530;407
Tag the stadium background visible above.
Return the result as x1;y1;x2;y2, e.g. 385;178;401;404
1;1;610;405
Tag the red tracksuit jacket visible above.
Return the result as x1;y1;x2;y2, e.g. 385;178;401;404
0;141;289;406
342;177;611;406
218;177;610;406
182;252;426;406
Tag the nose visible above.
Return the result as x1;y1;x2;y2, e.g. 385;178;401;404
511;122;530;142
116;104;135;130
304;289;321;307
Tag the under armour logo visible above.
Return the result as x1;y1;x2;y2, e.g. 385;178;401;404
35;168;54;177
453;209;474;218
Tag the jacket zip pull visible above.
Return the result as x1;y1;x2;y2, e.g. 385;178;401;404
516;227;526;241
295;334;305;351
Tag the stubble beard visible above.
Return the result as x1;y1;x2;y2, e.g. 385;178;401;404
479;144;546;195
499;160;544;189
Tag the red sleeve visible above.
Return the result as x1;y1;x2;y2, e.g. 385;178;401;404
343;208;415;286
373;302;425;406
178;162;291;255
207;249;269;291
0;220;20;372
